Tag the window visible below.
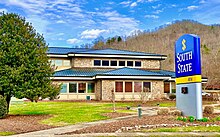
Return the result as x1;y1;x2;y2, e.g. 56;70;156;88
102;60;109;66
87;83;95;93
69;83;77;93
55;60;62;66
60;83;67;93
78;83;86;93
110;60;117;66
119;61;125;66
63;60;70;66
115;82;123;92
134;82;142;92
94;60;101;66
125;82;132;92
143;82;151;92
127;61;133;67
135;61;141;67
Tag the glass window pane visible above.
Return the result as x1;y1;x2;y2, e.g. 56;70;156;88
94;60;101;66
143;82;151;92
135;61;141;67
60;83;67;93
125;82;132;92
55;60;62;66
119;61;125;66
134;82;142;92
111;61;117;66
102;60;109;66
127;61;133;67
69;83;77;93
87;83;95;93
63;60;70;66
78;83;86;93
115;82;123;92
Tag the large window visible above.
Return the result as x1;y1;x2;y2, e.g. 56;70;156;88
115;82;123;92
78;83;86;93
55;60;62;66
60;83;67;93
135;61;141;67
125;82;132;92
119;61;125;66
102;60;109;66
69;83;77;93
127;61;133;67
134;82;142;92
111;60;117;66
94;60;101;66
143;82;151;92
87;83;95;93
63;60;70;66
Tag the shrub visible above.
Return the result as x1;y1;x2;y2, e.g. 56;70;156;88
177;116;183;121
204;106;214;114
157;107;170;115
170;110;182;116
182;117;187;122
0;95;7;119
169;94;176;100
188;116;195;122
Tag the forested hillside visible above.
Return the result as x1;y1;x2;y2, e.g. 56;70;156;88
93;20;220;86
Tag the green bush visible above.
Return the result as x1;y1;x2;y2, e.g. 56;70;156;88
202;117;209;122
188;116;195;122
0;95;7;118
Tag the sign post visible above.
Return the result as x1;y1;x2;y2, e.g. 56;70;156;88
175;34;202;119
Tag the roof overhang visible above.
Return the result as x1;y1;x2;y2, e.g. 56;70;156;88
68;53;167;60
95;75;171;80
47;54;68;57
51;77;95;80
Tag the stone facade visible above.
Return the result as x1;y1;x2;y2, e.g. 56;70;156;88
95;80;101;100
72;57;161;69
142;60;160;69
100;80;165;101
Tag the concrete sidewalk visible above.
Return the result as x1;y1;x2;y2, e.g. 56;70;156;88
6;107;157;137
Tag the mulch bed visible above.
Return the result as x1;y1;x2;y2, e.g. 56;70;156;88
0;115;57;134
66;113;220;134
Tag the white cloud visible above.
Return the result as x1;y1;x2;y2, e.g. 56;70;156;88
120;1;131;7
187;5;199;11
199;0;206;4
56;20;66;24
0;8;7;13
81;29;108;39
57;33;64;36
153;9;163;14
130;2;137;7
145;15;159;19
67;38;81;44
152;4;161;9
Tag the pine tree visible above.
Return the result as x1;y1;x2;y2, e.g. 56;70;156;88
0;13;60;111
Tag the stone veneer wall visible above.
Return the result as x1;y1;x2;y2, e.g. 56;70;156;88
72;57;161;69
101;80;115;100
101;80;165;101
142;60;160;69
95;80;101;100
72;58;93;68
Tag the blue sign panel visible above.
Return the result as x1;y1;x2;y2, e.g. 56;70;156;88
175;34;201;78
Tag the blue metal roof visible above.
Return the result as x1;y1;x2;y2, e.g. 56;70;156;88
79;49;162;56
100;67;170;76
47;47;91;55
54;68;113;77
47;47;165;57
54;67;170;77
153;70;176;78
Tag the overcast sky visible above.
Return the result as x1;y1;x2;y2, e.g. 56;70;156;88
0;0;219;47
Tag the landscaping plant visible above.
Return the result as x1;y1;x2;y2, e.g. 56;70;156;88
0;95;7;118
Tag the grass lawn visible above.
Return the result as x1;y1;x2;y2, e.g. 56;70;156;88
9;101;135;126
0;132;14;136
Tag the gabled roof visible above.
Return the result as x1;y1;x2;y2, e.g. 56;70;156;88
53;67;171;80
100;67;169;76
47;47;167;59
